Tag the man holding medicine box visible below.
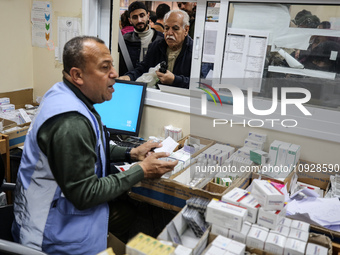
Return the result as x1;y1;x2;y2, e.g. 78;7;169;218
12;36;177;255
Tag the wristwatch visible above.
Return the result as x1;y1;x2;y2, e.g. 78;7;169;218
125;147;132;163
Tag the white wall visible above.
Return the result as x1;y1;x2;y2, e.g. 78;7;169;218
0;0;33;93
32;0;82;99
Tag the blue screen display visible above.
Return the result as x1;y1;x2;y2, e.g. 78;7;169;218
94;81;145;135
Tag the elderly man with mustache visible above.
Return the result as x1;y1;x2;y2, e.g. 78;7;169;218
119;10;192;89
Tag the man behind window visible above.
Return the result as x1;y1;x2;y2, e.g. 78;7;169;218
177;2;196;39
119;10;192;89
119;1;163;76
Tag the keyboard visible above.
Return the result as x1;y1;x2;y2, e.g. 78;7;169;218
111;139;145;148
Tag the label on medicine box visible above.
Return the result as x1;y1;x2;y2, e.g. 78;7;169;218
221;188;248;205
0;97;10;105
284;238;306;255
251;180;285;211
271;225;290;237
291;220;310;233
211;224;229;237
244;138;264;150
238;193;261;223
248;132;267;143
277;142;291;167
0;104;15;113
206;199;247;232
228;221;252;243
288;228;309;243
264;232;287;255
257;206;286;230
211;235;232;250
287;144;301;167
269;140;282;165
250;149;269;165
235;147;251;159
246;226;269;250
306;243;328;255
18;109;31;123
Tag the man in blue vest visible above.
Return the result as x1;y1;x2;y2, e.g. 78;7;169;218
12;36;177;255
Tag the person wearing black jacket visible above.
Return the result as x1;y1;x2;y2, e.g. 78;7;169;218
119;10;192;89
119;1;163;76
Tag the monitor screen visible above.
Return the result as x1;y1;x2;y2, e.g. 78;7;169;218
94;79;147;137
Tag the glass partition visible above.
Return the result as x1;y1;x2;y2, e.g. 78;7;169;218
214;2;340;111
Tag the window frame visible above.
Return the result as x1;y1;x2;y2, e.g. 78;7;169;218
93;0;340;144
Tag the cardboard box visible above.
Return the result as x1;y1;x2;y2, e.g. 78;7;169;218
130;136;251;211
1;123;30;149
157;205;210;255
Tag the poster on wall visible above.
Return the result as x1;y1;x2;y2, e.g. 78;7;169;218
57;17;81;63
31;1;52;48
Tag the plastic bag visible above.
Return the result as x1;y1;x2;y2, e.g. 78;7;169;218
136;63;161;87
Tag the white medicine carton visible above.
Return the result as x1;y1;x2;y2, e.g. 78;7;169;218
238;193;261;223
221;187;248;205
284;238;306;255
206;199;247;232
251;179;285;211
264;232;287;255
246;225;269;250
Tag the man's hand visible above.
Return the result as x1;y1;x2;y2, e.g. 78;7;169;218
139;152;178;179
130;141;162;161
156;70;175;85
118;75;131;81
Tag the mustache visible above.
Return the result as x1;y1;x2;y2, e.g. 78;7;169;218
136;22;145;26
166;35;176;41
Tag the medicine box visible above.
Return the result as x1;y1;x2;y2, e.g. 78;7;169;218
211;224;229;237
291;220;310;233
257;205;287;230
0;97;10;105
206;199;247;232
0;104;15;113
246;225;269;250
244;138;264;150
264;232;287;255
288;228;309;243
248;132;267;143
284;238;306;255
221;187;248;205
238;193;261;224
306;243;328;255
251;179;285;211
271;225;290;237
228;221;252;243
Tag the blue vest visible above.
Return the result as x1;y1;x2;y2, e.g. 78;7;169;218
12;82;109;255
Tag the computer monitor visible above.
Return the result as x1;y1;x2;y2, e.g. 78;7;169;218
94;79;147;137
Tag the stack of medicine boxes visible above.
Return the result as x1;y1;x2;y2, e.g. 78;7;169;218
204;180;327;254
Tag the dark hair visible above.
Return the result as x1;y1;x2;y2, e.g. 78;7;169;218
319;21;331;29
121;10;130;28
128;1;148;16
149;10;157;23
156;3;170;20
292;9;320;28
63;36;105;74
